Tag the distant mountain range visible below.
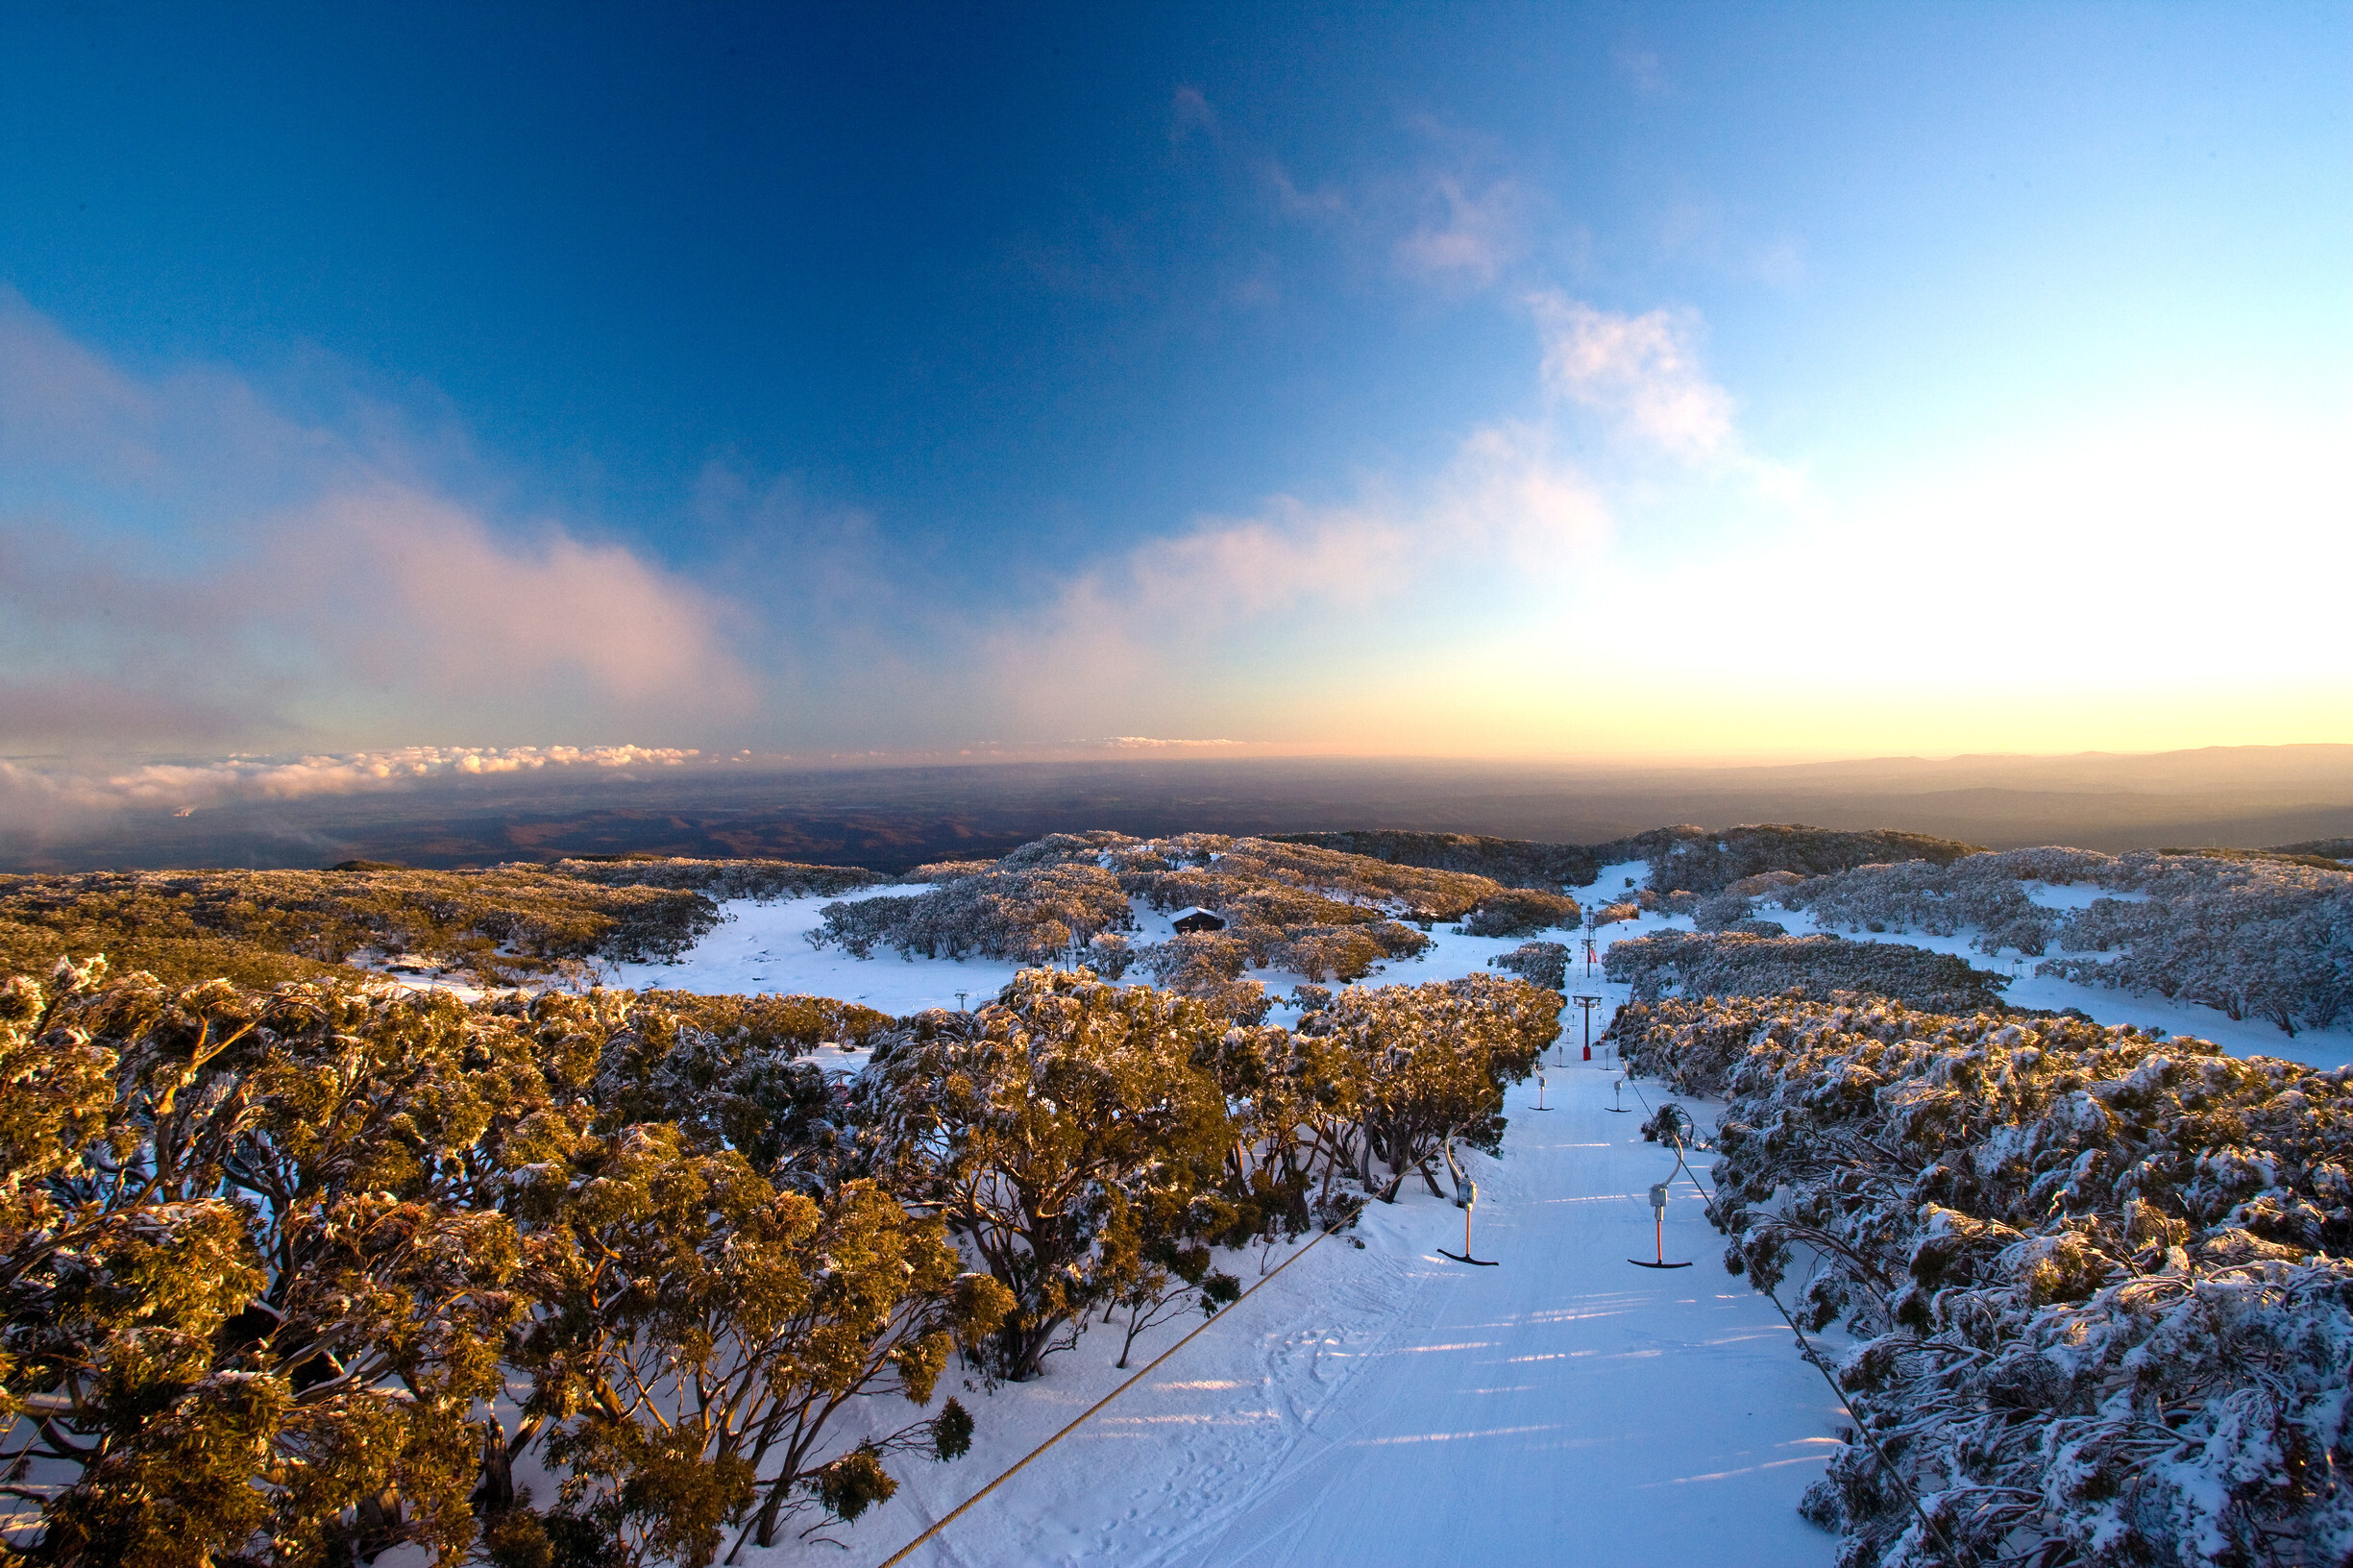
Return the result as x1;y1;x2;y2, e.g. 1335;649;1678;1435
5;744;2350;873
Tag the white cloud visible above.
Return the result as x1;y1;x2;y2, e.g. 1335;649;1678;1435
1528;291;1734;458
0;745;700;832
978;387;1614;736
0;291;758;756
287;488;752;709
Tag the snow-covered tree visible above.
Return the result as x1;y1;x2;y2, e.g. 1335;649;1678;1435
1605;929;2009;1014
1488;940;1569;992
1613;989;2353;1566
1296;976;1555;1200
856;970;1236;1382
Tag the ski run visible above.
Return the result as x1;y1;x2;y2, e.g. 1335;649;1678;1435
585;872;2352;1567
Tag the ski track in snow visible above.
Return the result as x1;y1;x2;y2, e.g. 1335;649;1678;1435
789;1064;1840;1568
592;864;2346;1566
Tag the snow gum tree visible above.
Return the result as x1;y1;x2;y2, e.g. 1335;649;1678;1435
0;966;1012;1567
1297;976;1556;1201
860;969;1234;1382
506;1129;1009;1567
1;961;534;1567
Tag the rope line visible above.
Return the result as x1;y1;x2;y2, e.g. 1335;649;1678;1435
873;1223;1340;1568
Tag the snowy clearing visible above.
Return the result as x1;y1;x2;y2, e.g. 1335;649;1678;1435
1754;894;2353;1069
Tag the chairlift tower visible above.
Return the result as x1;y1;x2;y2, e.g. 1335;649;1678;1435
1573;994;1603;1063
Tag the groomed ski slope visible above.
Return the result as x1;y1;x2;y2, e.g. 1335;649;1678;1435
814;1060;1839;1568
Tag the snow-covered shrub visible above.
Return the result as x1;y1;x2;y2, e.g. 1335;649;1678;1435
816;832;1457;985
1612;992;2353;1567
1100;832;1502;921
1133;931;1272;1021
1291;974;1556;1200
1488;940;1569;992
1086;929;1136;979
1460;888;1581;936
905;858;1000;883
0;964;1002;1565
0;863;731;990
859;970;1236;1383
1605;930;2009;1014
1780;854;2067;954
1267;829;1599;890
808;862;1134;963
1789;848;2353;1035
1646;888;1703;918
1269;926;1400;984
1693;891;1754;931
2038;856;2353;1037
1588;824;1983;895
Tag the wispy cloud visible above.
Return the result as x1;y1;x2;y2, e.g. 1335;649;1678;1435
1257;118;1547;296
976;346;1624;737
1612;47;1669;96
1170;84;1219;143
1393;175;1535;286
1527;291;1734;459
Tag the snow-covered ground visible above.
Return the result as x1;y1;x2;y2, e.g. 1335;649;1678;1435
591;885;1818;1567
785;1061;1837;1568
586;864;2343;1567
602;886;1029;1013
601;888;1579;1022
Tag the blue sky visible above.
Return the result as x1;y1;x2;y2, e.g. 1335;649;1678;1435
1;2;2346;781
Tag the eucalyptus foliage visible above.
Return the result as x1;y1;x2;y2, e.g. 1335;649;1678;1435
0;965;999;1568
